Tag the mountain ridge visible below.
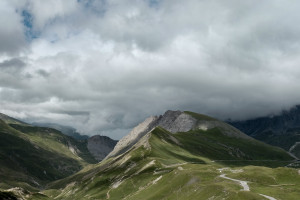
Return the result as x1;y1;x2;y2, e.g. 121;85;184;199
229;105;300;159
106;110;251;159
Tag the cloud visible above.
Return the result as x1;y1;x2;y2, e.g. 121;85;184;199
0;58;26;69
1;0;300;139
0;1;27;55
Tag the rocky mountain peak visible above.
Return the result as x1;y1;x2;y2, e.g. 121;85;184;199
106;110;249;159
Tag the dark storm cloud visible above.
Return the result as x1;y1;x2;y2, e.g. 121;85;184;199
0;58;26;69
36;69;50;77
1;0;300;139
55;110;90;116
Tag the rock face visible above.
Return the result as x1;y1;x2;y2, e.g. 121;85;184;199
106;110;249;159
87;135;118;161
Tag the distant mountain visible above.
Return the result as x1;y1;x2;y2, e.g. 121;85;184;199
229;105;300;159
32;122;89;140
44;110;296;200
32;123;118;161
87;135;118;161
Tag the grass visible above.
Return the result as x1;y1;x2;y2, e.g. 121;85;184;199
1;112;299;200
184;111;217;121
40;127;299;200
0;119;96;190
174;128;293;164
225;166;300;199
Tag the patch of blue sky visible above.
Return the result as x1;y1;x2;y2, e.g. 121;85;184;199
77;0;107;17
21;10;40;41
147;0;162;8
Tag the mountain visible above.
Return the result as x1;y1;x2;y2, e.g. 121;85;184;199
31;123;117;162
32;122;89;140
87;135;118;161
229;105;300;159
0;113;28;125
106;110;252;159
0;113;97;190
39;111;299;200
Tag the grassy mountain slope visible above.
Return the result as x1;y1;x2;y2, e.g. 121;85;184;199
175;128;292;162
41;126;298;200
0;117;97;190
228;106;300;159
0;113;28;125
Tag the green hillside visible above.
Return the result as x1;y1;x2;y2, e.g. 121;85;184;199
40;126;298;200
0;118;96;190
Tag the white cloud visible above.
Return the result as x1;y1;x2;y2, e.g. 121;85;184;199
0;1;27;55
1;0;300;139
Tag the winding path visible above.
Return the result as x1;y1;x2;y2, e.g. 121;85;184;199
259;194;277;200
218;169;277;200
219;174;249;191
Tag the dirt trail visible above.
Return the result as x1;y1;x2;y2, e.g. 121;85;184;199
219;174;249;191
218;168;277;200
259;194;277;200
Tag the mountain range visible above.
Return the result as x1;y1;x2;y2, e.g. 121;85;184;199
229;105;300;159
0;110;299;200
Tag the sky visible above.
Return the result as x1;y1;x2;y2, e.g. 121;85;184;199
1;0;300;139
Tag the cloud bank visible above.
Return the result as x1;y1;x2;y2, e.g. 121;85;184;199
1;0;300;139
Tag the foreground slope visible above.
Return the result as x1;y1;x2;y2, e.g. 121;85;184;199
0;114;97;190
40;111;298;200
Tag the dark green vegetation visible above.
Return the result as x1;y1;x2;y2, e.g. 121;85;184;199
0;191;18;200
175;128;292;163
1;111;299;200
229;105;300;159
0;116;96;191
253;131;300;158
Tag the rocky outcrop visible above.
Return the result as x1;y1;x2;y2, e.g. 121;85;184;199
105;116;160;159
106;110;250;159
87;135;118;161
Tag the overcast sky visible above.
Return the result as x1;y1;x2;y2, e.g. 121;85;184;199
1;0;300;139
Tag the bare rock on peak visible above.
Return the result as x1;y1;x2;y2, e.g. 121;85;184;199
87;135;118;161
106;110;251;160
158;111;197;133
105;116;159;159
